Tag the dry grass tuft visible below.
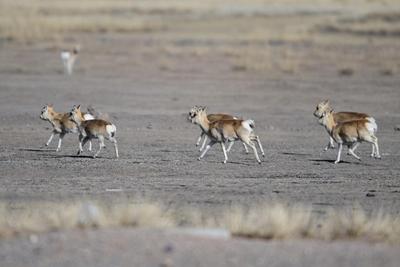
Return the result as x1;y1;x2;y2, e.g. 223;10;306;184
0;201;399;244
0;201;174;238
220;204;314;239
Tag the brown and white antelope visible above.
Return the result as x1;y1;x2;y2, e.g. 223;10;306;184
61;45;79;75
317;107;381;164
313;100;377;156
69;105;119;159
189;106;254;154
188;106;264;164
40;104;94;151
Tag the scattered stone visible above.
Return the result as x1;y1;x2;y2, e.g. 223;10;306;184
338;68;354;76
366;192;376;197
380;69;394;76
163;243;174;253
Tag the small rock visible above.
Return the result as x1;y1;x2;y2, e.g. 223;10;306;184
163;243;174;253
366;192;376;197
338;68;354;76
394;125;400;131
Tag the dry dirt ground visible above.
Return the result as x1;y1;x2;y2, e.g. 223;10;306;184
0;4;400;266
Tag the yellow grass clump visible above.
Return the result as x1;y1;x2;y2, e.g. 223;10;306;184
0;201;399;244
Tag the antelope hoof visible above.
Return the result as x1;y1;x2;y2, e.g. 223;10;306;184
375;155;382;159
258;161;262;164
197;157;201;161
334;160;340;164
262;153;265;157
93;155;97;159
223;160;227;164
77;150;82;155
56;148;60;152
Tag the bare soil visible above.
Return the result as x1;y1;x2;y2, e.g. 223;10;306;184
1;228;400;267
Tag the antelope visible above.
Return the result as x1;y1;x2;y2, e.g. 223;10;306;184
189;106;265;156
61;45;79;75
40;104;94;151
188;106;263;164
313;100;376;156
317;107;381;164
69;105;119;159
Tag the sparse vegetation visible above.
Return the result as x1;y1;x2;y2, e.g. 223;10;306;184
1;201;399;244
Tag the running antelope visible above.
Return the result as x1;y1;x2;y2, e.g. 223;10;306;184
313;100;376;156
61;45;79;75
40;104;94;151
69;105;119;159
317;108;381;164
189;106;254;154
188;106;263;164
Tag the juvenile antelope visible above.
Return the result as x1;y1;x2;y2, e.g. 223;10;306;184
61;45;79;75
188;106;263;164
317;108;381;164
40;104;94;151
313;100;377;156
69;105;119;159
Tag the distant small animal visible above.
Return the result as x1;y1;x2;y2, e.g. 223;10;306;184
69;105;119;159
61;45;79;75
40;104;95;151
313;100;377;156
316;106;381;164
188;106;264;164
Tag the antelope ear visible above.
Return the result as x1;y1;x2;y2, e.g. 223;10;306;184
77;105;81;110
202;106;207;111
323;99;330;105
48;103;53;107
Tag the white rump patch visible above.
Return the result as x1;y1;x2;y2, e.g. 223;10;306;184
241;119;254;132
61;51;70;61
83;114;95;121
366;117;377;132
106;124;116;135
366;120;377;134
